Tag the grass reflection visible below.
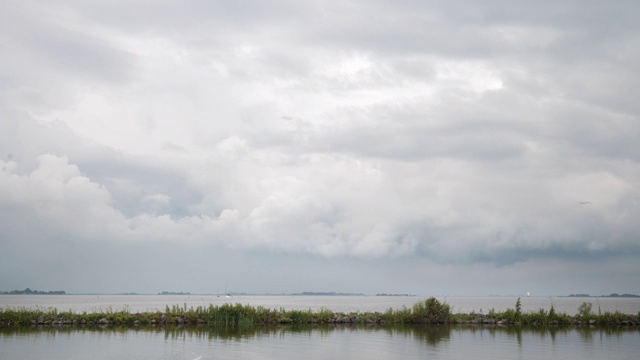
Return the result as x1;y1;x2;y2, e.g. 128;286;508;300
4;324;635;347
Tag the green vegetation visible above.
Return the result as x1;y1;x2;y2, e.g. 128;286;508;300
448;298;638;328
1;298;638;329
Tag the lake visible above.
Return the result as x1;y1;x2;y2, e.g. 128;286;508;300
1;324;639;359
1;295;639;359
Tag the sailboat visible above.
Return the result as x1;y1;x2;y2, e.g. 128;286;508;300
526;291;531;297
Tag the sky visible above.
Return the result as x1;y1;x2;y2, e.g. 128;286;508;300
1;0;639;296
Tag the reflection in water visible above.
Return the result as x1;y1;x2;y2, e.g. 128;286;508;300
2;323;636;342
386;324;451;346
156;323;454;345
2;325;639;360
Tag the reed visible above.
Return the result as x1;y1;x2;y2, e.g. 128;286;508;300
448;299;635;327
1;298;638;329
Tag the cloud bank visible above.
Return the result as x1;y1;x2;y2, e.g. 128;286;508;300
1;0;639;295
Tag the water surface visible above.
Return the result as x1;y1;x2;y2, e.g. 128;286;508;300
3;296;639;360
1;325;638;360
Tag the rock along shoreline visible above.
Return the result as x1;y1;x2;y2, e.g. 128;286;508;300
1;297;639;329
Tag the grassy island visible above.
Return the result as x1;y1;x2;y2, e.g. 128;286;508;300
1;297;638;329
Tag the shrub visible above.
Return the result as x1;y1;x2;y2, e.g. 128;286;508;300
412;297;450;324
578;302;593;323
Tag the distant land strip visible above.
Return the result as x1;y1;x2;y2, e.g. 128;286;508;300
0;288;65;295
290;292;365;296
2;289;639;298
563;293;640;298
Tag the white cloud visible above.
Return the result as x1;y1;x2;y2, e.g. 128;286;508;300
1;0;639;294
0;154;125;240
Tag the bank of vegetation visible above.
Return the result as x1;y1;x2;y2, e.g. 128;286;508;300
1;298;638;328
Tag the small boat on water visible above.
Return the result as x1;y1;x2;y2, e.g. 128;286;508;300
527;291;531;297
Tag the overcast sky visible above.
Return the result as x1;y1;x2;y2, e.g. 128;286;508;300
1;0;639;296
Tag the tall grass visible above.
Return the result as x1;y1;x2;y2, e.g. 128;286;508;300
1;298;637;328
448;298;639;327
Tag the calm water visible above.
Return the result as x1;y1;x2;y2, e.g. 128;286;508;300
2;295;639;359
1;325;639;360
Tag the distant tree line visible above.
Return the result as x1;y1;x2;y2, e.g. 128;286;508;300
1;288;65;295
292;292;365;296
566;293;639;298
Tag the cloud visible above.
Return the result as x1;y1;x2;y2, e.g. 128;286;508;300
143;193;171;205
4;141;638;269
1;0;639;294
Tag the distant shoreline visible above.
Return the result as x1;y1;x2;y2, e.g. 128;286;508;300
0;289;65;295
2;289;639;298
561;293;640;298
289;292;366;296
